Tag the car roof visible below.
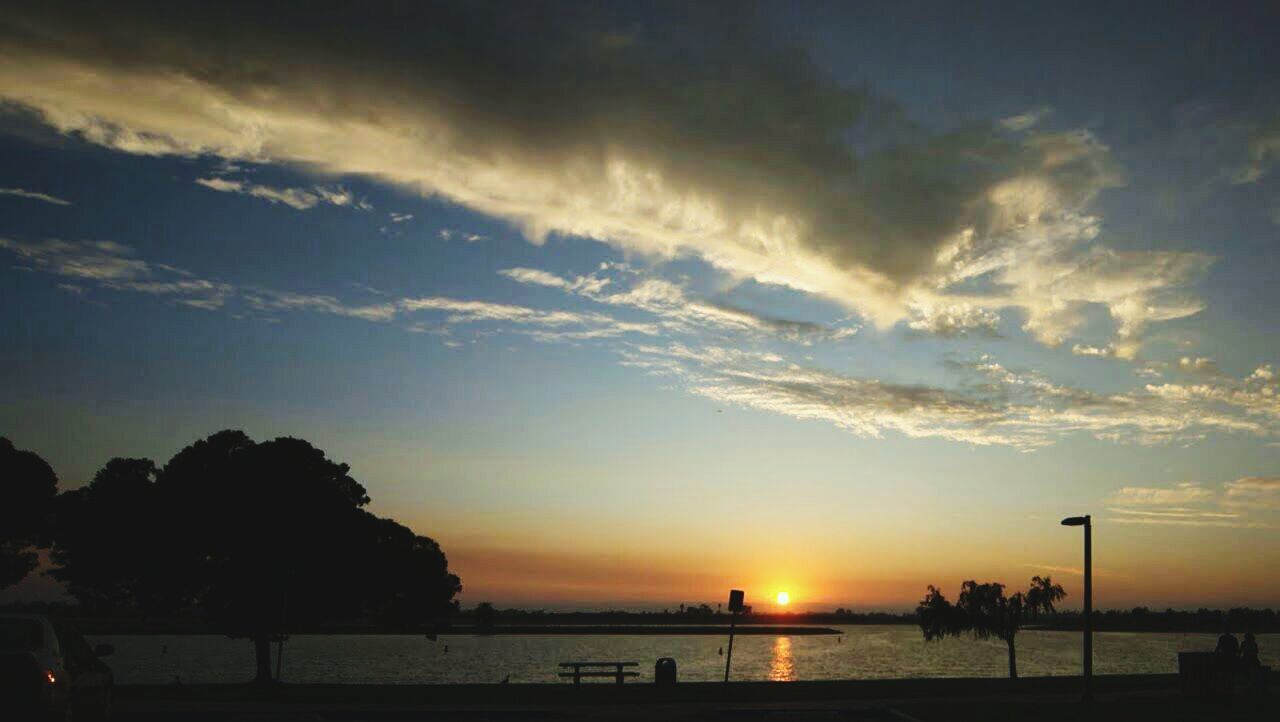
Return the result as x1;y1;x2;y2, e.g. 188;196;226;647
0;614;57;651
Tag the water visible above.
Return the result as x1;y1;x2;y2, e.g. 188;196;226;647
92;626;1280;685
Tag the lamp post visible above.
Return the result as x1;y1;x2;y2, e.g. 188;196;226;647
1060;514;1092;703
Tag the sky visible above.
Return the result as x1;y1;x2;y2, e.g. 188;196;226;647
2;0;1280;611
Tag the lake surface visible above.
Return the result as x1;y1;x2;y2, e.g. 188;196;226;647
92;626;1279;685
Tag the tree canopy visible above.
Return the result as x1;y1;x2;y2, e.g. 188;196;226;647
45;430;461;683
0;437;59;589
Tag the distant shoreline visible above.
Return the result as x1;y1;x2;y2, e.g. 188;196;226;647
85;624;843;636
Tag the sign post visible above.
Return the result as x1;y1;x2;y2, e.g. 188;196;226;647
1060;515;1092;703
724;589;744;682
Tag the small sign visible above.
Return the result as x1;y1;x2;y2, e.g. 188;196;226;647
728;589;745;613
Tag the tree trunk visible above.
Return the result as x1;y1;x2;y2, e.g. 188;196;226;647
1006;636;1018;679
253;633;273;685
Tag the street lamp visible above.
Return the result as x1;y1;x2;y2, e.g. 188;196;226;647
1061;515;1092;703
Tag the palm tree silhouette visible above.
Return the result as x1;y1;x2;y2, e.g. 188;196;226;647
918;576;1067;678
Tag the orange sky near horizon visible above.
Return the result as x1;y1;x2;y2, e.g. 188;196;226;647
442;533;1280;612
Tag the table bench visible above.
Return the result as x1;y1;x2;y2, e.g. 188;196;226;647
558;661;639;684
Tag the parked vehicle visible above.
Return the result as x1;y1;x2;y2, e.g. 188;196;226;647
0;614;113;720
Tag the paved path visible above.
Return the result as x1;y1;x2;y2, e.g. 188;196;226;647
111;701;919;722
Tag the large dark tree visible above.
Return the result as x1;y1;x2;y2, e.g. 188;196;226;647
918;576;1066;679
0;437;58;589
51;430;462;684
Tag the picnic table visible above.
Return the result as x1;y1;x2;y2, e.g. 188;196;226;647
558;661;639;684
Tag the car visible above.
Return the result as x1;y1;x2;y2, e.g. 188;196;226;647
0;613;114;721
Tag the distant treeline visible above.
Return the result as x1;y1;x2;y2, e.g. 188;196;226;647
7;601;1279;635
456;606;917;627
461;606;1280;632
0;601;912;633
1031;607;1280;633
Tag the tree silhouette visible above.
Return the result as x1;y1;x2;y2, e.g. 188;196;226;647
1025;575;1066;619
358;512;461;628
49;458;175;610
918;576;1066;678
49;430;462;684
0;437;58;589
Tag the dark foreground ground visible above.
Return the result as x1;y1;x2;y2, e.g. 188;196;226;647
109;673;1276;721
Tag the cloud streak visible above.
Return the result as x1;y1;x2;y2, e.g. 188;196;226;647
1230;116;1280;185
1106;478;1280;529
195;177;370;211
500;266;858;343
0;237;658;341
617;346;1280;449
0;187;71;206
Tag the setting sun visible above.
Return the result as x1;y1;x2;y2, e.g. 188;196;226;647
776;591;790;606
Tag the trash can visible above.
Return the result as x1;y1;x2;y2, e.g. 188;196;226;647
655;657;677;685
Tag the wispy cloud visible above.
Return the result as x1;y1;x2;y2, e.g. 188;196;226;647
0;238;232;308
614;346;1280;449
500;266;858;343
195;177;372;211
1178;356;1220;375
1108;482;1214;506
439;228;485;243
1000;106;1053;132
1017;563;1118;579
0;237;656;341
5;236;1278;453
1072;344;1115;358
1223;476;1280;510
243;290;399;322
1229;116;1280;185
0;187;71;206
906;301;1000;337
1;238;146;280
1105;478;1280;528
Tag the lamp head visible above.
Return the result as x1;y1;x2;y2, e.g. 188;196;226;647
1060;516;1089;526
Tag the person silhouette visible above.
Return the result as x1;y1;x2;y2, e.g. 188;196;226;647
1216;630;1239;681
1216;630;1239;657
1240;632;1259;670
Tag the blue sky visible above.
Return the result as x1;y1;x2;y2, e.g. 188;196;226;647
2;1;1279;609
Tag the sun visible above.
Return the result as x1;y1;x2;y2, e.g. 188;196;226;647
776;591;790;606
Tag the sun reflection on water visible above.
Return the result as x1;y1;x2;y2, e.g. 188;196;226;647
767;636;796;682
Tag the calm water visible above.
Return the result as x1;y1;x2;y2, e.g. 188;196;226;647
92;626;1279;685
